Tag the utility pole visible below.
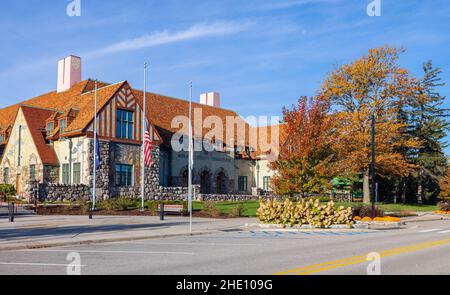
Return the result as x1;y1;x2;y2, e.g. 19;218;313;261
371;114;377;219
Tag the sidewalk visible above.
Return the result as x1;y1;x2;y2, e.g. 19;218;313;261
0;213;255;251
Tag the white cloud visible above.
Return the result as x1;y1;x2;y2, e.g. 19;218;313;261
88;21;253;57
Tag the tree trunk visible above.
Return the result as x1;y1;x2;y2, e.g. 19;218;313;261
363;169;370;204
401;179;407;204
417;182;423;205
417;170;423;205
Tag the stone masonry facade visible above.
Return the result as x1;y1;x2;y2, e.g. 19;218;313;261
36;140;193;202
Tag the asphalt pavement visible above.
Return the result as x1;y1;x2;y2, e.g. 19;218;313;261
1;218;449;275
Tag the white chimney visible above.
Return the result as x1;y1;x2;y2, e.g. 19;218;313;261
200;92;221;108
57;55;82;93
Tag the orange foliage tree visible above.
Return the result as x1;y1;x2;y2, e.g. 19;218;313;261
270;96;336;196
317;46;422;203
439;167;450;201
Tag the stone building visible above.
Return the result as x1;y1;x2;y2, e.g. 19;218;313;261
0;56;279;201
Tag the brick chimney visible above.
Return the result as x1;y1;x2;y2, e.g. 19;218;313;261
200;92;221;108
57;55;82;93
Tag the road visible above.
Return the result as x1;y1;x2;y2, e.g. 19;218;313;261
0;218;449;275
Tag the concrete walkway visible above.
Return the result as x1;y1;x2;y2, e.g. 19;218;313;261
0;212;255;251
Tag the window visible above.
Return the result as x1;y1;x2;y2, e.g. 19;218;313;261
73;163;81;184
263;176;271;191
59;119;67;133
238;176;248;192
115;164;133;187
62;164;70;184
46;122;54;134
116;110;134;140
30;165;36;181
0;134;4;144
3;168;9;184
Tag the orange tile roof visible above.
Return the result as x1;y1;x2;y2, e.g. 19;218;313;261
132;89;252;148
20;105;59;165
0;79;91;131
0;79;255;158
64;81;126;133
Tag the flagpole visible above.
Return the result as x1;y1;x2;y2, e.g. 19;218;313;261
188;81;193;234
141;63;147;211
92;80;98;212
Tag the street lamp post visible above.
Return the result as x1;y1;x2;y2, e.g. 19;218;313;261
371;114;377;219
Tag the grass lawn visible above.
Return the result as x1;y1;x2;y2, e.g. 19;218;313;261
193;201;260;217
332;202;437;212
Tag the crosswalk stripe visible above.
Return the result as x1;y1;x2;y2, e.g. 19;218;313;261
438;230;450;234
419;229;440;233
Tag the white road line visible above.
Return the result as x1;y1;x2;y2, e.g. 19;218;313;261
419;229;440;233
0;262;87;267
438;230;450;234
16;249;195;255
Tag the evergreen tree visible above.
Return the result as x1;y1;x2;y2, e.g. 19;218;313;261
410;61;449;204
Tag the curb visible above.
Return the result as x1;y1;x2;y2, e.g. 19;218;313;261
402;217;450;223
245;223;368;230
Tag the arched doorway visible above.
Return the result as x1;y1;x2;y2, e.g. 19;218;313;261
200;170;211;194
215;170;229;194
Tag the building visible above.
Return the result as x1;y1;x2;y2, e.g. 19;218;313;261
0;56;279;201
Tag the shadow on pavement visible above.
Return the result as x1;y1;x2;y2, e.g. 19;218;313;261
0;221;189;240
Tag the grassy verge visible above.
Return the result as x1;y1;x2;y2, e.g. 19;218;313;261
332;202;437;212
193;201;260;217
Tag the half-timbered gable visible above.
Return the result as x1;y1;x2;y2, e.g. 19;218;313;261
85;83;161;144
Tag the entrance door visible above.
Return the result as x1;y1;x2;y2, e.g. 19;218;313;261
200;171;211;194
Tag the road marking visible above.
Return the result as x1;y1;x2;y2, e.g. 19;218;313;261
274;238;450;275
16;249;195;255
0;262;87;267
419;229;440;233
438;230;450;234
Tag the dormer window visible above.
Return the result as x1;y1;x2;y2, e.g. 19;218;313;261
46;122;54;135
0;133;5;145
60;119;67;133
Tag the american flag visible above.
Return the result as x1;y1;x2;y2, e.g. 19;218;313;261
144;129;152;167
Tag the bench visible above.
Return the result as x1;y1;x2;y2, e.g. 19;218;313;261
158;204;185;220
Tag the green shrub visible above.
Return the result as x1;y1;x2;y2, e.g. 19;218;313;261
257;198;353;228
228;204;245;217
0;184;16;197
202;201;221;218
97;197;139;211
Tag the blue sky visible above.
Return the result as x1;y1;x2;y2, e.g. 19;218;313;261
0;0;449;150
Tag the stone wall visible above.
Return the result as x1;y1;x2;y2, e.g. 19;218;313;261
197;194;278;202
39;183;91;202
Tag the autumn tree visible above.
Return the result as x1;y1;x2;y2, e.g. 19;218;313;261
318;46;421;203
439;166;450;201
270;96;335;196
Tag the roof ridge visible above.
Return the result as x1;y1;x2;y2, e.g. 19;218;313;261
132;88;238;114
20;104;62;113
80;81;126;96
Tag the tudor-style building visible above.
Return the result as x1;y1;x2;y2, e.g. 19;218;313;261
0;56;279;201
